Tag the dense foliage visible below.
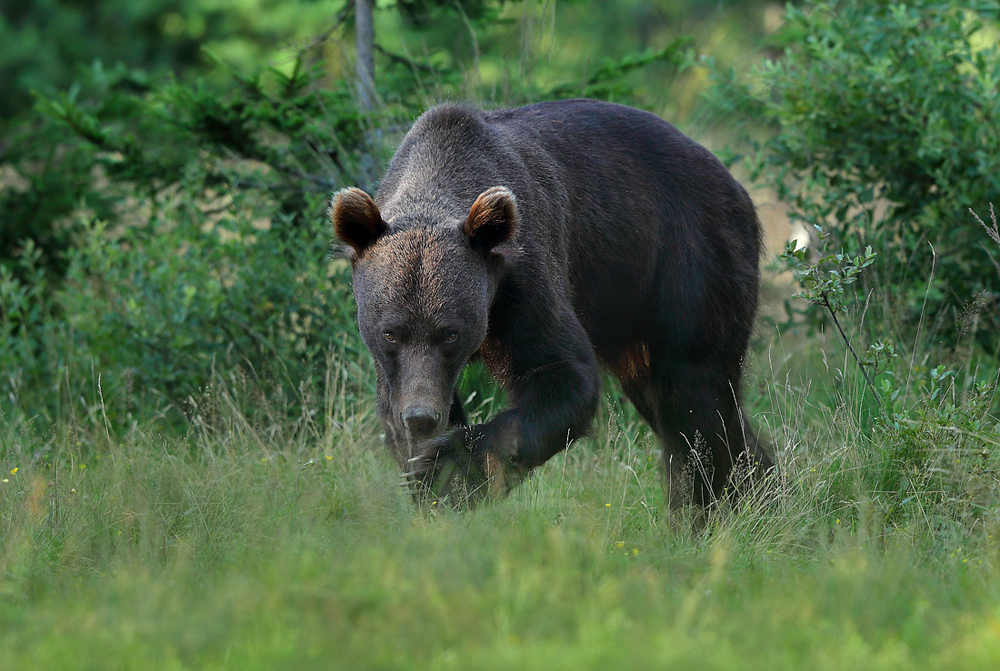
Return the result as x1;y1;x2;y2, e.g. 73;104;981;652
0;0;695;431
713;0;1000;349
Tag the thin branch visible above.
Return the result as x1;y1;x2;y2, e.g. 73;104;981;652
823;295;883;411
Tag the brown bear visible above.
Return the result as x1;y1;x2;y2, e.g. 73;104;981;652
330;99;774;508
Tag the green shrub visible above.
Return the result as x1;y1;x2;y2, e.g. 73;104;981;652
0;241;70;414
2;52;386;430
0;14;690;433
59;184;372;429
713;0;1000;348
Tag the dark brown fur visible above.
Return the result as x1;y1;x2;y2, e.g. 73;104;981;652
331;99;774;508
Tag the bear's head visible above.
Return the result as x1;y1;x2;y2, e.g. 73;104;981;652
330;186;518;456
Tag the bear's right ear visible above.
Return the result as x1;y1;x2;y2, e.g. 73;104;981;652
330;187;387;259
462;186;518;255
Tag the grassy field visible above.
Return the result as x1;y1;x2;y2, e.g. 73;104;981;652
2;330;999;670
2;0;998;666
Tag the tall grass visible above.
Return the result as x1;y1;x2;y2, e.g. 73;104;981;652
2;299;999;669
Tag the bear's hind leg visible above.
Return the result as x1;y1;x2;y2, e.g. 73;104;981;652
649;358;758;509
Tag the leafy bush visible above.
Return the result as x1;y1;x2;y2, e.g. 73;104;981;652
713;0;1000;348
0;185;375;435
34;56;383;227
1;51;384;429
0;115;120;278
57;183;373;429
0;241;70;415
0;8;694;433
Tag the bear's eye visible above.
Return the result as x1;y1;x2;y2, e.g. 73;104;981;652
383;331;397;343
445;332;458;344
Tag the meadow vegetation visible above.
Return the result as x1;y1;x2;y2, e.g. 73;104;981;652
2;0;1000;667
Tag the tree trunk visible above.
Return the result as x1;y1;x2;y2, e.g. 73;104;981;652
355;0;376;110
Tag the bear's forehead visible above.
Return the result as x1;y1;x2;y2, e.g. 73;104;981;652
366;227;450;265
357;228;484;320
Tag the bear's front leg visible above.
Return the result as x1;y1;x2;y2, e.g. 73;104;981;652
403;425;522;505
405;352;600;507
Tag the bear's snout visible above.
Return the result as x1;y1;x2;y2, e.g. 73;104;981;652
400;406;442;440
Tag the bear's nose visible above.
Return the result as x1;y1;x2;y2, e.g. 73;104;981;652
401;407;441;439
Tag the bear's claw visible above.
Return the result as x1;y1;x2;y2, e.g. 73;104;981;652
401;429;515;509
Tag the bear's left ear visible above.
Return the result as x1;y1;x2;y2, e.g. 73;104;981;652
462;186;518;255
330;187;387;260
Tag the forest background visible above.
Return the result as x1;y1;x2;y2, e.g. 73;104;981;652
2;0;1000;668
